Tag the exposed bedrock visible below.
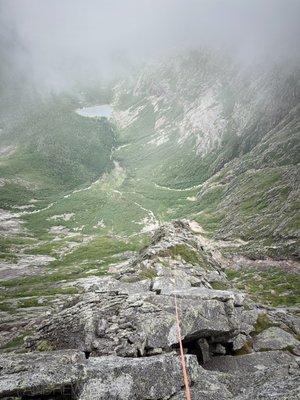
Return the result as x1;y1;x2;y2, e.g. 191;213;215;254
26;221;256;359
0;350;298;400
3;221;299;399
27;288;252;358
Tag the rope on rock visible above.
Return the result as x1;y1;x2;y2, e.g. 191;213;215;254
173;277;192;400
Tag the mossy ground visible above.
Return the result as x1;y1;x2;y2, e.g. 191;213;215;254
253;313;272;335
0;330;32;351
166;244;209;267
226;266;300;307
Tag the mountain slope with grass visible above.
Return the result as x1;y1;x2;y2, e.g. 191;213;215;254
0;51;299;355
112;51;300;255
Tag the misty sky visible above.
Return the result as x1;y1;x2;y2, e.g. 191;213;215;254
1;0;299;92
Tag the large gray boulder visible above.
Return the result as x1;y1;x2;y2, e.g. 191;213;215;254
1;350;298;400
204;349;295;373
204;351;300;400
253;326;299;351
0;351;231;400
77;354;220;400
80;353;238;400
0;350;86;398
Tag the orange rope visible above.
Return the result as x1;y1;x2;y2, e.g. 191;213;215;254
173;284;192;400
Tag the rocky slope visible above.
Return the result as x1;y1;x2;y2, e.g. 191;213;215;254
0;50;299;399
0;50;299;289
112;51;300;256
0;220;299;399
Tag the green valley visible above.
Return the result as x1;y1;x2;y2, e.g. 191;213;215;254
0;51;299;312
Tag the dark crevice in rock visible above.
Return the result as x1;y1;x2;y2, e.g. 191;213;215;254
176;336;236;366
84;351;90;359
172;337;208;365
185;340;205;364
223;341;234;355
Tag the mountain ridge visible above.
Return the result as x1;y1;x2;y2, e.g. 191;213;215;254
0;50;299;359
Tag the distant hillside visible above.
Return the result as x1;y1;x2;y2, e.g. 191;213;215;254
112;51;300;257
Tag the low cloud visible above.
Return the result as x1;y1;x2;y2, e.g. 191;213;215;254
1;0;299;93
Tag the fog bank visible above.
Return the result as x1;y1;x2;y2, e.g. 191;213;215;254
1;0;299;93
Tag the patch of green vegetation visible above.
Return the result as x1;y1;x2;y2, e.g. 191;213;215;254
2;270;82;288
119;102;156;143
234;340;253;356
0;235;147;301
226;266;300;307
0;302;14;312
210;281;229;290
138;267;157;280
166;244;207;267
1;330;31;350
214;166;292;244
198;187;224;210
154;138;219;190
36;339;54;352
26;240;62;256
240;196;269;214
193;212;224;236
253;313;272;335
0;182;35;208
238;170;282;216
0;236;34;261
0;232;148;302
0;252;17;262
54;235;142;268
1;97;116;192
225;269;241;280
0;236;35;249
0;286;78;301
17;298;44;308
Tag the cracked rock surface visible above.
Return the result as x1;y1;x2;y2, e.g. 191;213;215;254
1;221;299;399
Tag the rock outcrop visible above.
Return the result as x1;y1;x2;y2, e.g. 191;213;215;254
1;349;299;399
1;221;299;399
26;221;255;359
253;326;299;352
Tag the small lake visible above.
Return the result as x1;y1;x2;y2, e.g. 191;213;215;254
75;104;112;119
